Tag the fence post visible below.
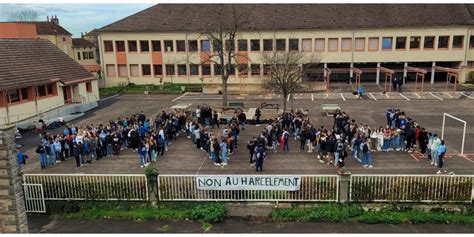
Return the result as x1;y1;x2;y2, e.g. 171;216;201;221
144;167;159;206
337;170;351;203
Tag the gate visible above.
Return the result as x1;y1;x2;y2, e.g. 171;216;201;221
23;184;46;213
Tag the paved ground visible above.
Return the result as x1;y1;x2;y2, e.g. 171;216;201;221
27;215;474;233
19;82;474;175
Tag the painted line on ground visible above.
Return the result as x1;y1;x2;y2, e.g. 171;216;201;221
459;154;474;163
399;93;410;101
100;94;121;102
413;92;422;98
340;93;346;101
287;94;291;101
369;93;377;101
429;92;443;101
195;152;209;175
443;92;454;98
171;92;188;102
311;93;314;101
460;92;474;99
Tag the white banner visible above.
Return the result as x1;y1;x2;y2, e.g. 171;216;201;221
196;175;301;191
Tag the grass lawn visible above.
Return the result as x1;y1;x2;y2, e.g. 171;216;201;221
99;84;203;97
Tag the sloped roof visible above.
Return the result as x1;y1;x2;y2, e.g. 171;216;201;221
99;4;474;33
21;21;72;36
72;38;96;48
0;39;94;90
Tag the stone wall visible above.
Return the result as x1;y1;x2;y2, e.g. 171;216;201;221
0;125;28;233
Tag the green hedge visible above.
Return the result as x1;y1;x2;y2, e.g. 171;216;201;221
270;203;474;224
48;201;226;223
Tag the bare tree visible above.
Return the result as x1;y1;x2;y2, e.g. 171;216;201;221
199;4;250;107
261;50;320;111
8;9;39;21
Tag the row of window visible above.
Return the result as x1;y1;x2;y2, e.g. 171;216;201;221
77;51;95;60
103;35;472;54
5;84;56;104
106;63;268;78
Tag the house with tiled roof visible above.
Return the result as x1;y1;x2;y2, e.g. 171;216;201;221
97;4;474;89
0;23;99;126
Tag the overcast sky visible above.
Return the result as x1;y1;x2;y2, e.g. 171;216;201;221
0;4;154;37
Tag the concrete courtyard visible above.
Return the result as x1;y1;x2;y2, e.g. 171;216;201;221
18;82;474;175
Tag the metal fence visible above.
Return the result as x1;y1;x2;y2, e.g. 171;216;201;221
23;174;148;201
350;175;474;203
23;184;46;213
158;175;339;202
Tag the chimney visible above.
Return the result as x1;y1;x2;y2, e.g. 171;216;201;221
51;15;59;25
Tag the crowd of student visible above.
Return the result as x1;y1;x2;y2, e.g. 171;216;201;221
186;106;248;168
34;110;188;169
29;105;447;172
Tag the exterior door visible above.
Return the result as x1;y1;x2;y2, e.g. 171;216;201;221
63;86;72;104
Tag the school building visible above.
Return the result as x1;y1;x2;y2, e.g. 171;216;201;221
0;23;99;127
96;4;474;89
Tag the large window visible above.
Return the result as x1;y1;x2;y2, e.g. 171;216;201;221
176;40;186;52
178;64;187;75
190;64;199;75
328;38;338;52
115;41;125;52
37;84;55;97
202;65;211;76
424;36;435;49
341;38;351;51
250;39;260;51
276;39;286;51
212;40;222;52
315;38;325;52
238;40;248;51
88;52;94;59
395;37;406;50
104;41;113;52
153;65;163;76
142;64;151;76
164;40;174;52
263;39;273;51
82;52;89;59
7;89;20;103
189;40;198;52
140;40;149;52
355;38;365;51
302;39;312;52
453;35;464;49
238;64;248;75
289;38;299;51
410;36;421;49
118;64;128;78
368;37;379;51
166;64;175;76
77;52;81;60
152;40;161;52
251;64;261;75
470;36;474;48
106;64;116;77
201;40;210;52
130;64;139;77
128;40;137;52
438;36;449;49
382;37;392;50
214;64;222;75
